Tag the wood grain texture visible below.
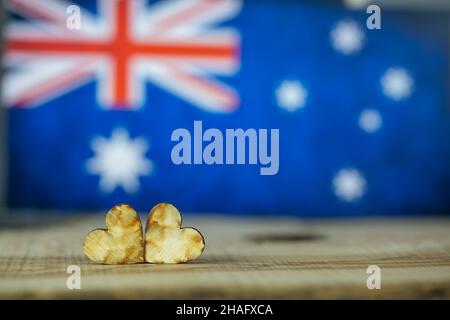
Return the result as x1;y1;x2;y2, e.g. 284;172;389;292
0;213;449;299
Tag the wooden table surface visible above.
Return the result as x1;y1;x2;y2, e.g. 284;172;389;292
0;212;449;299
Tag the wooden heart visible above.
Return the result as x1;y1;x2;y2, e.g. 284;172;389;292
145;203;205;263
83;204;144;264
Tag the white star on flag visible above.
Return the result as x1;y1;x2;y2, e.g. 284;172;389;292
275;80;308;111
381;67;414;101
330;20;365;55
333;168;366;202
87;128;153;194
359;109;382;133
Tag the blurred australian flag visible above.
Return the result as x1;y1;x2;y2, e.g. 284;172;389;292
2;0;450;216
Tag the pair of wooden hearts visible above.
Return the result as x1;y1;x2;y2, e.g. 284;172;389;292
83;203;205;264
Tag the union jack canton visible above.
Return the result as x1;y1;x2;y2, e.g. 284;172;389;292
4;0;241;112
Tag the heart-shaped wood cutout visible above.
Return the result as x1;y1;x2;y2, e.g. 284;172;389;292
145;203;205;263
83;204;144;264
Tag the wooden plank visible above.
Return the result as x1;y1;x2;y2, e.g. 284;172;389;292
0;213;449;299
